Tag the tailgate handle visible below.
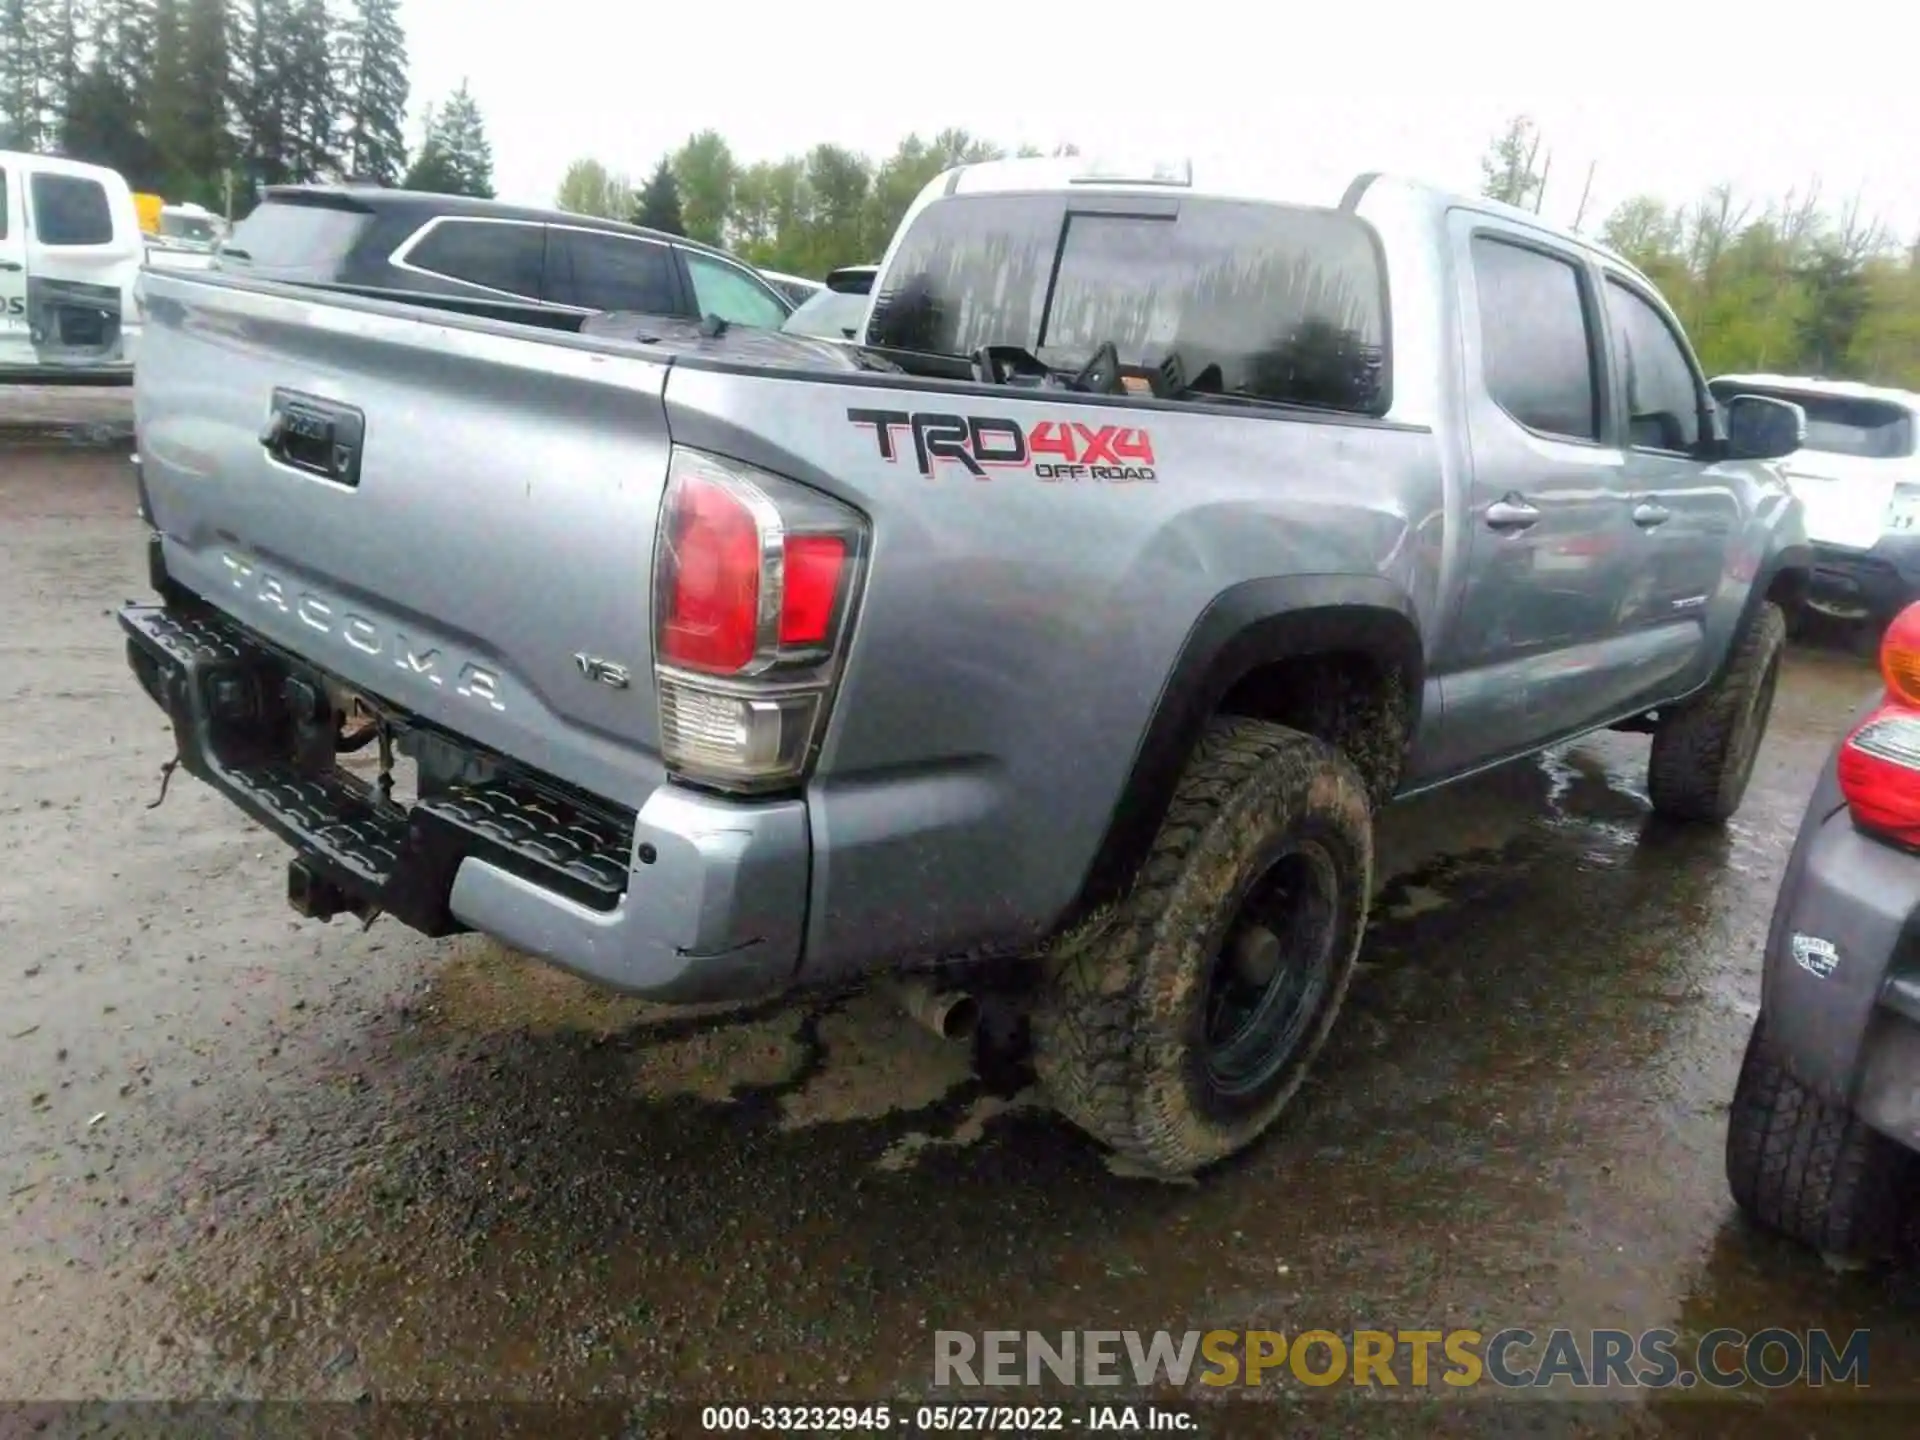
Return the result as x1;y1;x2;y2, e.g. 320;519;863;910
261;388;364;489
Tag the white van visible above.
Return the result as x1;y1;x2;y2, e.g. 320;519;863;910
0;151;145;379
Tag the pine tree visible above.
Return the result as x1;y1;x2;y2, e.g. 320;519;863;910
61;0;160;186
233;0;292;188
401;100;456;193
634;158;683;236
14;0;87;154
281;0;337;179
435;80;491;198
336;0;406;184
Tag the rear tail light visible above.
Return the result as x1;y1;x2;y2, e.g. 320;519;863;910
653;447;866;793
1839;601;1920;846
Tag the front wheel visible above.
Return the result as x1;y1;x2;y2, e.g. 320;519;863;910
1031;718;1373;1178
1647;601;1785;823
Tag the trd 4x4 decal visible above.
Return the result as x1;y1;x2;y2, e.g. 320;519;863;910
846;408;1157;483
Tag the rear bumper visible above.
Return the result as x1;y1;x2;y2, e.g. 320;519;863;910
118;596;808;1003
1762;803;1920;1154
1805;537;1920;622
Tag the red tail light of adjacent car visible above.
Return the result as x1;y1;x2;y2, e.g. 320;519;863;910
1838;601;1920;847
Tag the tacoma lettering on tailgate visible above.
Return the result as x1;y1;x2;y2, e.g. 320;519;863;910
218;551;505;711
846;408;1157;484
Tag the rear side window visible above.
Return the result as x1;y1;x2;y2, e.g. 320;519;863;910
1603;278;1702;452
547;229;678;314
1471;235;1598;442
403;218;545;298
869;194;1390;414
222;199;371;276
29;173;113;245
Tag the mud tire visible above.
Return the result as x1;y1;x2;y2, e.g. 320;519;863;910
1031;718;1372;1178
1725;1018;1911;1261
1647;601;1786;823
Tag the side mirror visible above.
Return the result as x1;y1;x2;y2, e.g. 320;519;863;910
1723;394;1806;461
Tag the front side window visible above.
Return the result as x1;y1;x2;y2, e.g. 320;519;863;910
869;193;1390;414
1604;278;1702;452
404;219;545;298
30;173;113;246
1471;235;1599;442
685;252;790;328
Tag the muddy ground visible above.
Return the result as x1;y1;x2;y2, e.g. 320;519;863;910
3;394;1917;1435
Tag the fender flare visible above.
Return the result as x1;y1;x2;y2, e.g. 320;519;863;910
1069;574;1427;917
1709;538;1812;692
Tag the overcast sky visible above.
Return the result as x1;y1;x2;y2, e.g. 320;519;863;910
399;0;1920;244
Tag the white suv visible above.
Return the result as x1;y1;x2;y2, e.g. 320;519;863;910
1708;373;1920;634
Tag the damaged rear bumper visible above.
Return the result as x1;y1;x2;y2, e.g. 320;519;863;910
118;594;808;1003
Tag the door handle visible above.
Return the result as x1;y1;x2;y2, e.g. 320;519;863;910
1485;496;1541;532
0;260;22;272
1631;501;1671;529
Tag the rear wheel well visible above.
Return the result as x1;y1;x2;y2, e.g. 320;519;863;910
1215;650;1411;807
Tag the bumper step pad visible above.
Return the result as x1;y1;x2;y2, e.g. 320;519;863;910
120;602;636;930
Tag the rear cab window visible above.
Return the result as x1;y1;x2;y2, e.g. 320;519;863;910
221;197;372;279
867;191;1390;415
400;217;545;298
1706;382;1916;459
29;172;113;245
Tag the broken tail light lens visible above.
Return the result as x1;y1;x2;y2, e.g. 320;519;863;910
1838;601;1920;847
653;447;865;793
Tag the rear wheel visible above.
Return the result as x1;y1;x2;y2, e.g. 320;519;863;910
1647;601;1785;823
1725;1018;1912;1261
1032;718;1372;1178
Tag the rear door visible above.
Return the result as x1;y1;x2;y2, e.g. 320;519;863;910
0;162;29;367
544;226;688;316
20;164;140;365
1431;216;1638;769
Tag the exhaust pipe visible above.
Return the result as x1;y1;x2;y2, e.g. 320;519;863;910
891;977;980;1043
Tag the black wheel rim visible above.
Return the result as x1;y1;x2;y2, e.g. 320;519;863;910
1201;842;1342;1101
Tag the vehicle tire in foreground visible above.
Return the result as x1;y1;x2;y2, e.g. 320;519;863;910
1726;1018;1912;1261
1032;718;1372;1178
1647;601;1786;823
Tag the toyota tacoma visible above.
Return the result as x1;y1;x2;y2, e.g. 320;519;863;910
120;156;1811;1177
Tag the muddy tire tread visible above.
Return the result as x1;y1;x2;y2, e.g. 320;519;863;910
1036;718;1369;1176
1725;1020;1909;1259
1647;601;1785;823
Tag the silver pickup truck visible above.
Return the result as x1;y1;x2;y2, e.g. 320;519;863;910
120;157;1811;1177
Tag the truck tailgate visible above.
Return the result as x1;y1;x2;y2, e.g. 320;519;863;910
135;271;673;808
